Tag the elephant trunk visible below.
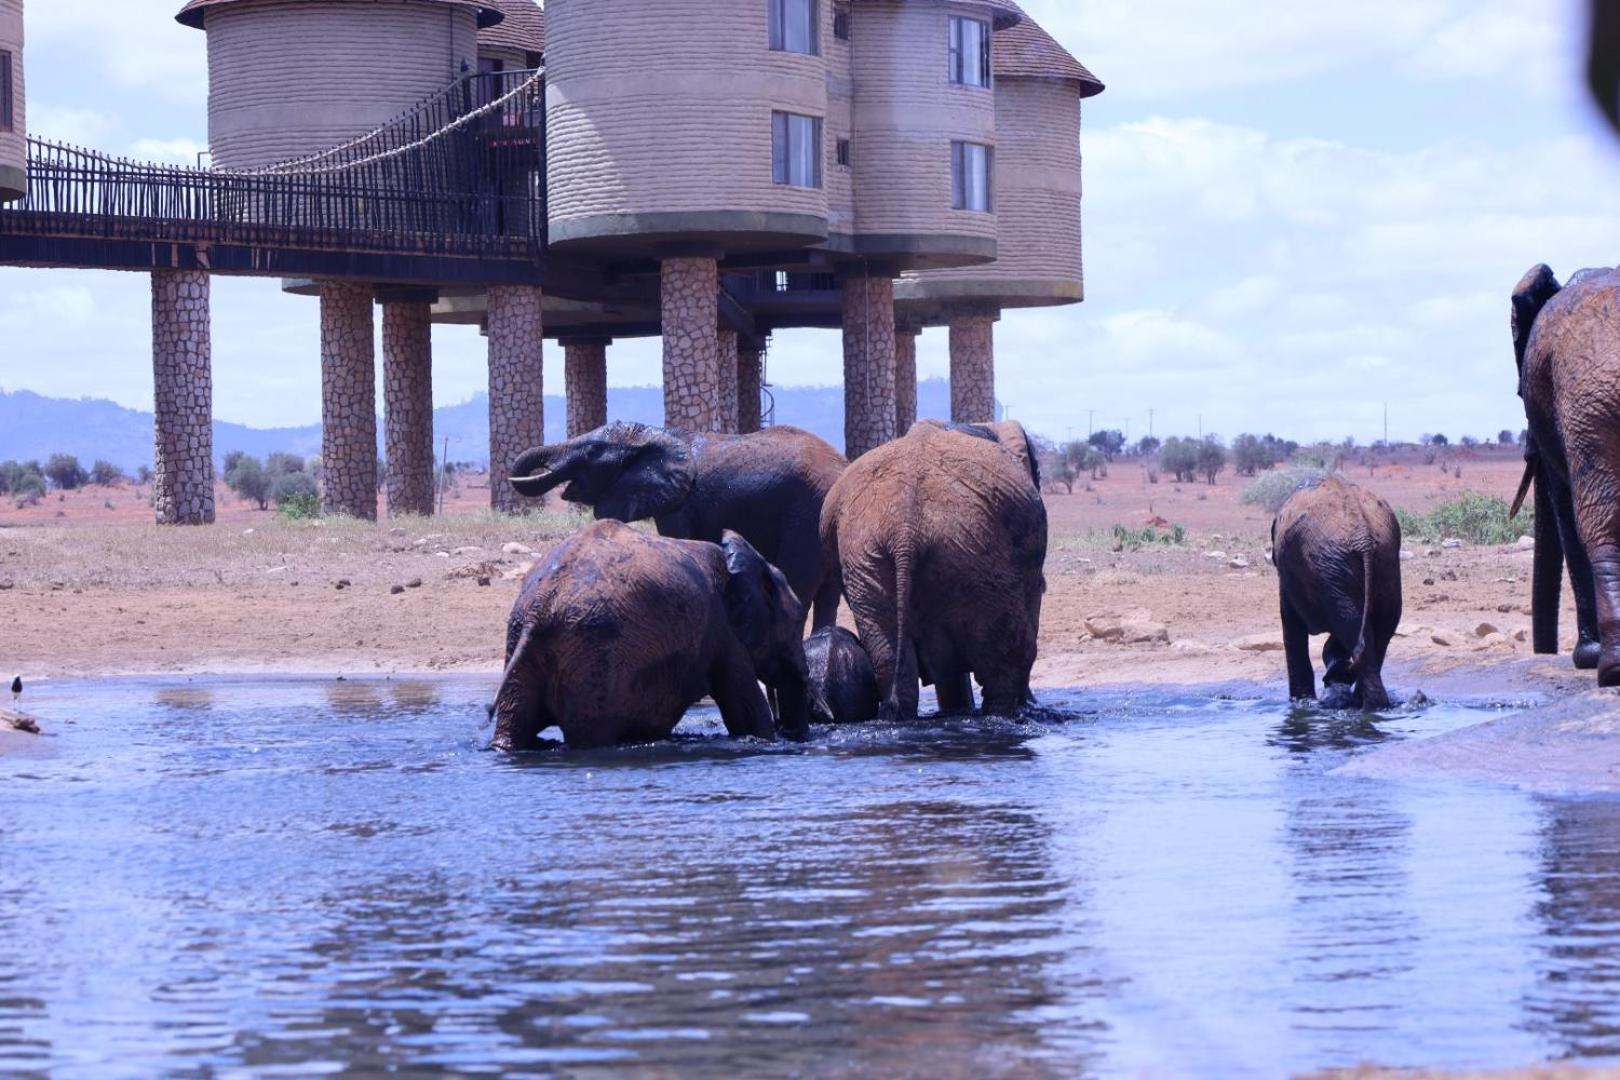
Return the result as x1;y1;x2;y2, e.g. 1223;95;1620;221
509;440;586;500
1532;467;1565;656
491;626;542;751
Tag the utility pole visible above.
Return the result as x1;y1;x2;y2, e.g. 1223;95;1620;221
1088;410;1095;438
1148;408;1156;439
1383;402;1389;447
1198;414;1203;439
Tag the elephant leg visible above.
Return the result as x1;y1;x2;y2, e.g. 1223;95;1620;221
1281;596;1316;702
1322;635;1354;687
1356;638;1392;711
934;669;975;714
710;647;777;740
811;567;843;633
1549;468;1603;669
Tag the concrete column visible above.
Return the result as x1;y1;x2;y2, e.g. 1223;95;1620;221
381;300;435;518
895;322;920;436
487;284;545;513
661;256;720;431
949;311;998;424
150;270;215;526
319;282;379;520
716;328;740;434
737;338;764;434
564;339;609;438
841;271;898;459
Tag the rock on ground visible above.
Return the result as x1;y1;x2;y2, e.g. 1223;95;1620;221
1235;633;1284;653
1085;610;1170;645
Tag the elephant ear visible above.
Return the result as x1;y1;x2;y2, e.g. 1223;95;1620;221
596;435;696;522
985;421;1042;491
720;531;775;652
1511;264;1562;380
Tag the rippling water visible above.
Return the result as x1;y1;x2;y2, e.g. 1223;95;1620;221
1;678;1617;1076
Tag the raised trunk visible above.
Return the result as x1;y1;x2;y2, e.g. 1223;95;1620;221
509;440;580;499
1532;469;1565;655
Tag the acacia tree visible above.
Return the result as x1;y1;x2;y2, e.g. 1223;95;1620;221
1197;436;1227;485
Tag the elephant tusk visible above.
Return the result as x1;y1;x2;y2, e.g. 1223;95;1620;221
1509;459;1536;520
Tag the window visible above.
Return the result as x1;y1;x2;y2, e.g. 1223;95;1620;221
951;141;992;211
836;138;851;167
948;16;991;88
772;112;823;188
0;52;11;133
833;6;851;41
769;0;819;55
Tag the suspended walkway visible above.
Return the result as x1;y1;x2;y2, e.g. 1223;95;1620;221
0;70;549;287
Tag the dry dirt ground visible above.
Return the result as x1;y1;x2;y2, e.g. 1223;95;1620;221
0;447;1586;703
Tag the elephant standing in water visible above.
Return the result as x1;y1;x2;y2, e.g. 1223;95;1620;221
804;626;880;725
492;521;809;750
1511;264;1620;682
508;423;848;630
820;421;1048;722
1272;476;1403;710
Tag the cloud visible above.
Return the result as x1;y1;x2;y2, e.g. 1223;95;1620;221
26;1;207;104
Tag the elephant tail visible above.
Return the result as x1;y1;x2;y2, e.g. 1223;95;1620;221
1350;546;1375;676
890;527;918;706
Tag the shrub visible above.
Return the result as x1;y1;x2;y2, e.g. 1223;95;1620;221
1111;523;1186;550
1089;429;1126;460
90;460;126;486
1197;435;1227;484
273;471;321;519
266;452;306;477
1396;491;1529;546
225;454;273;510
136;465;153;485
1241;466;1328;514
1159;437;1199;483
1232;434;1276;476
1136;435;1162;457
11;471;44;508
44;454;88;491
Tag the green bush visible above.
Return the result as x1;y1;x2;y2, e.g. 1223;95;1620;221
44;454;88;491
1241;466;1329;514
226;454;273;510
1396;491;1530;546
1111;523;1186;550
90;460;126;486
273;471;321;519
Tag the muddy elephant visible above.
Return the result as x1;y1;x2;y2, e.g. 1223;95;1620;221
911;418;1042;490
509;423;848;631
1272;476;1403;710
1511;264;1620;681
491;520;809;750
805;626;880;725
820;421;1048;722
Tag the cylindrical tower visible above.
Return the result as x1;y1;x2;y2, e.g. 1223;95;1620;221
479;0;544;72
544;0;831;254
0;0;24;203
897;6;1104;309
842;0;1019;271
177;0;501;170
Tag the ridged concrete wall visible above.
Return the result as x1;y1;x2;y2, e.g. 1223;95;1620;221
846;0;999;260
0;0;23;201
901;77;1082;306
544;0;830;250
204;0;477;170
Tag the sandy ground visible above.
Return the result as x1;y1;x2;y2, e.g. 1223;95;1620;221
0;447;1581;704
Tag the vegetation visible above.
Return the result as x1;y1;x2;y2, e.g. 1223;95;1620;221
1;459;47;508
1240;466;1329;514
223;451;313;513
1088;429;1126;461
1396;492;1529;546
90;460;126;486
44;454;89;491
272;471;321;519
1110;523;1187;550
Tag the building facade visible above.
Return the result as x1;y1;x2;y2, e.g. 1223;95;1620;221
0;0;23;203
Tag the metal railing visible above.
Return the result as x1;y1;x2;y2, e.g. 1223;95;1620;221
0;70;547;262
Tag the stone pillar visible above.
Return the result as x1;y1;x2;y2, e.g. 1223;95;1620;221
895;322;920;436
563;338;609;438
381;300;435;518
949;311;998;424
738;337;765;434
487;284;545;513
841;270;898;459
716;328;740;434
661;256;720;431
319;282;379;520
150;270;215;526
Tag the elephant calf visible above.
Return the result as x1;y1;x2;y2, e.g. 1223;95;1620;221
1272;477;1403;710
804;627;880;725
492;521;810;750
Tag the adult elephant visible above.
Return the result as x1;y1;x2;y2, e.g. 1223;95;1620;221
509;423;848;630
1510;263;1620;681
491;520;810;750
1271;476;1403;710
820;421;1048;722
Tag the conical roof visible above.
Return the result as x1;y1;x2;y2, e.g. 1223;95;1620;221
479;0;543;56
176;0;504;31
995;3;1105;97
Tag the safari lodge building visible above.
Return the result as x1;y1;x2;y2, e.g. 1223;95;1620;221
0;0;1103;523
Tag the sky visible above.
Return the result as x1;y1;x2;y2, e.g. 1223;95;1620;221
4;0;1620;445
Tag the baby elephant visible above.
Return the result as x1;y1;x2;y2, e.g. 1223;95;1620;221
1272;476;1403;710
804;627;880;725
492;520;809;750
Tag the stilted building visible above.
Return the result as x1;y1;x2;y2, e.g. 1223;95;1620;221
0;0;23;203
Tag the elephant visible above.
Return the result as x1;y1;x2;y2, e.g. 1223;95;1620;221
804;626;880;725
1510;263;1620;681
509;423;848;631
1271;476;1403;710
820;420;1048;722
491;520;810;750
1589;0;1620;134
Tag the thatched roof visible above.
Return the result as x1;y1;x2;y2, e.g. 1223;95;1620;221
176;0;505;31
479;0;543;56
995;3;1105;97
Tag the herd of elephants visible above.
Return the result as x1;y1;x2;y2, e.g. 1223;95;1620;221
486;263;1620;750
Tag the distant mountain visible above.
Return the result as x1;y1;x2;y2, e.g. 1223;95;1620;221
0;380;958;469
